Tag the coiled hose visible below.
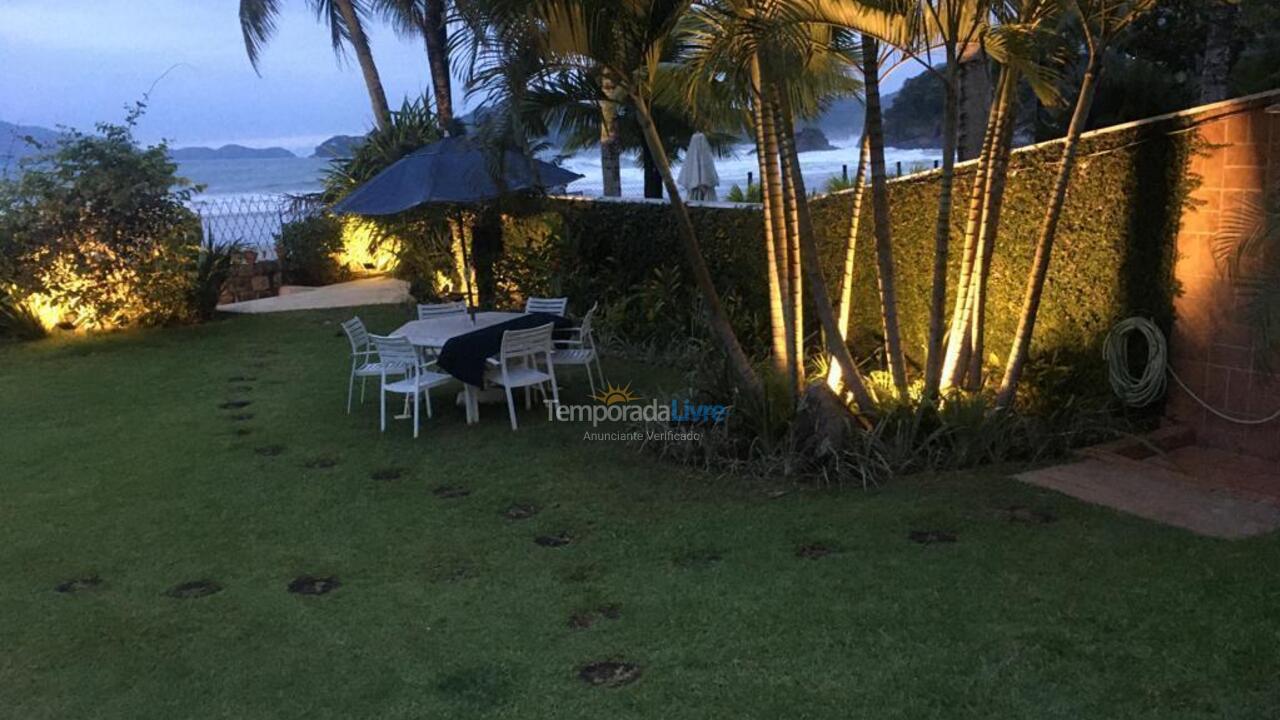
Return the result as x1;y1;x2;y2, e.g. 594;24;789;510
1104;317;1280;424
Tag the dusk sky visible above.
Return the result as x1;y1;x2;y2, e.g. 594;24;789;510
2;0;915;156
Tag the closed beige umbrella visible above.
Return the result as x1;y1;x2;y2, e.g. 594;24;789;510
677;133;719;201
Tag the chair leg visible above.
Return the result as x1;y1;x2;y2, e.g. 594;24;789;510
361;375;368;404
379;382;387;432
424;387;434;419
525;386;532;410
548;362;561;407
585;361;596;397
413;389;420;438
347;368;356;414
505;386;518;431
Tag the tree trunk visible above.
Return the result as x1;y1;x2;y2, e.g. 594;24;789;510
334;0;392;131
599;72;623;197
957;49;993;161
630;92;762;400
774;91;806;390
941;69;1010;389
422;0;453;129
1199;0;1238;104
826;133;869;390
995;58;1101;409
774;90;875;412
922;50;960;401
962;90;1017;390
751;57;791;379
861;36;908;392
641;142;663;199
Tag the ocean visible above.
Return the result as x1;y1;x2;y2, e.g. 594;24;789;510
178;140;941;257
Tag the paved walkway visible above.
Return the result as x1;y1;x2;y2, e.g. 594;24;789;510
1016;441;1280;539
217;277;410;314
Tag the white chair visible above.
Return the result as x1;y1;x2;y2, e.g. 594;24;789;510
370;335;453;438
342;317;404;413
552;302;605;396
524;297;569;316
484;323;560;431
417;301;468;320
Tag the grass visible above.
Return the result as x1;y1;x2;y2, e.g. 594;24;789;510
2;305;1279;719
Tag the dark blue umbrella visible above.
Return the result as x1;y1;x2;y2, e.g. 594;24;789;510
331;136;583;216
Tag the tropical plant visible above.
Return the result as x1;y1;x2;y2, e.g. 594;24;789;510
996;0;1156;408
240;0;393;129
277;215;350;286
1213;188;1280;373
190;234;241;321
321;95;445;202
373;0;456;128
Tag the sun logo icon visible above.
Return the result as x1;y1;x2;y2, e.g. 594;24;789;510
591;382;641;406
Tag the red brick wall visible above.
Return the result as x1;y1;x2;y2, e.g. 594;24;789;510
1167;96;1280;459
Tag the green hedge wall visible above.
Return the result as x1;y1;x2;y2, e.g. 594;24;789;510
810;121;1198;391
439;118;1197;395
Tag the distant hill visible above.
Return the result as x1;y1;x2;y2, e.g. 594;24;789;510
312;135;365;159
171;144;296;160
1;121;63;172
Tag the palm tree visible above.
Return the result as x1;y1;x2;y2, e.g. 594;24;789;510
1198;0;1239;104
374;0;455;128
241;0;394;130
509;0;763;400
995;0;1155;408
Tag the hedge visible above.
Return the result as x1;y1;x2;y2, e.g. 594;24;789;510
399;117;1199;397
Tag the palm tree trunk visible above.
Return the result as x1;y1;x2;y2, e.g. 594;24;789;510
1199;0;1238;104
751;58;791;379
826;133;869;390
422;0;453;128
630;92;762;400
922;51;961;401
640;143;663;199
861;35;908;392
941;69;1009;389
774;92;806;390
774;89;874;412
962;89;1018;390
599;71;623;197
995;57;1101;409
334;0;392;131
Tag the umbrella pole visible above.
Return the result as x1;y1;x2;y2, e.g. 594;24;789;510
457;210;477;321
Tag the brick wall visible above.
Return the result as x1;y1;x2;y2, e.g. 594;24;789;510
1168;92;1280;460
218;250;283;305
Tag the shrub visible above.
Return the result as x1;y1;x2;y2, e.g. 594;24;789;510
276;215;349;286
0;107;201;330
189;233;239;321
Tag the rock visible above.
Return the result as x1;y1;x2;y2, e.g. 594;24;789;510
170;144;295;160
793;127;836;153
791;384;855;456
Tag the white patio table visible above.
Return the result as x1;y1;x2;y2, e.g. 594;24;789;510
391;311;524;424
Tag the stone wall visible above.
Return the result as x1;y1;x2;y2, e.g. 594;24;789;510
1168;91;1280;460
219;250;283;305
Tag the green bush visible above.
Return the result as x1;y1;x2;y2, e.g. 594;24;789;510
276;215;349;286
0;107;201;330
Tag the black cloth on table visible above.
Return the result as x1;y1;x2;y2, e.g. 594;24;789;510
436;312;572;387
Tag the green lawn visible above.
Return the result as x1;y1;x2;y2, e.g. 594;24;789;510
2;306;1278;719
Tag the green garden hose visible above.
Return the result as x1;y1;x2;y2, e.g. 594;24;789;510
1105;317;1280;424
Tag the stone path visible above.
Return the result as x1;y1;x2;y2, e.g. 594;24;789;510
217;276;410;314
1016;444;1280;539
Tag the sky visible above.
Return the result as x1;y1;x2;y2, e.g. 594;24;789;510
1;0;915;157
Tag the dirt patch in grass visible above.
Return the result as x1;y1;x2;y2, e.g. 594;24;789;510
219;400;252;410
229;413;254;422
233;428;253;437
54;576;102;594
433;485;471;499
229;385;254;394
1004;506;1057;525
673;549;723;569
535;532;573;548
578;660;642;688
370;467;406;481
227;376;257;383
288;575;341;595
255;445;286;457
909;530;957;545
796;543;834;559
501;503;539;520
164;580;222;599
568;603;623;630
304;456;340;469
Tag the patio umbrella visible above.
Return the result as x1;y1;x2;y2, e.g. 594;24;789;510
331;136;583;310
677;132;719;202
